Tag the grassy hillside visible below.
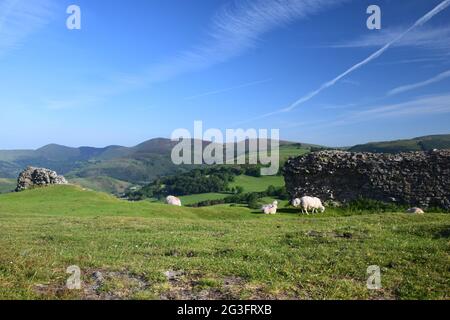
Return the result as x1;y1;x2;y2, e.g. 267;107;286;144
234;143;312;166
0;139;185;185
68;176;135;195
0;178;15;194
349;134;450;153
0;185;448;300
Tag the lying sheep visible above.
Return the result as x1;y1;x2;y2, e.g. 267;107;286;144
262;201;278;215
166;195;182;207
294;196;325;215
406;207;425;215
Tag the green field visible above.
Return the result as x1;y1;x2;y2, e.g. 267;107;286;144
174;175;285;206
278;144;311;163
235;144;311;166
0;178;15;194
179;193;229;205
0;185;448;300
230;175;284;193
68;176;134;195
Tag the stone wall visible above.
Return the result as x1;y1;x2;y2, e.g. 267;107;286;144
16;166;68;192
283;150;450;209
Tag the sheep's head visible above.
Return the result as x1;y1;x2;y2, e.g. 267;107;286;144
273;201;278;207
319;205;325;213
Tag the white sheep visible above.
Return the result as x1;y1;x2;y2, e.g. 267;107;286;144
406;207;425;215
298;196;325;215
291;198;301;208
166;195;182;207
262;201;278;215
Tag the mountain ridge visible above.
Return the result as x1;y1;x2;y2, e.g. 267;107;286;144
1;134;449;184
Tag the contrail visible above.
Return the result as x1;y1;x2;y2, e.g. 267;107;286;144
267;0;450;117
388;69;450;96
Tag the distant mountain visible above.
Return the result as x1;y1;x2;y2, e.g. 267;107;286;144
2;134;448;189
348;134;450;153
0;138;188;182
0;138;301;184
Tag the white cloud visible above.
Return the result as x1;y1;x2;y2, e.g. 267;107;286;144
388;69;450;96
141;0;350;83
328;94;450;127
282;93;450;130
251;0;450;121
44;0;349;109
330;26;450;51
0;0;55;57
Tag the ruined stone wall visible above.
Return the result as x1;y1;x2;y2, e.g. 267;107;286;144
283;150;450;209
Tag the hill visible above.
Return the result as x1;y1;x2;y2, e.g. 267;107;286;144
1;134;449;194
0;138;194;182
349;134;450;153
0;138;304;188
0;185;448;299
0;178;15;194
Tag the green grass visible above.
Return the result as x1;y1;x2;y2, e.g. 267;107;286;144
230;175;284;193
0;185;449;300
179;193;229;206
68;176;134;195
278;144;310;163
0;178;15;194
176;175;285;206
235;144;311;166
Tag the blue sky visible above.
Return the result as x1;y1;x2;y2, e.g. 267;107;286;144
0;0;449;149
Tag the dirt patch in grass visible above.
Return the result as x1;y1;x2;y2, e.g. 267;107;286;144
34;269;149;300
160;270;252;300
305;230;355;239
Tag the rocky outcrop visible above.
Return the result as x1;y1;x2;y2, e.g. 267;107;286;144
15;166;68;192
283;150;450;209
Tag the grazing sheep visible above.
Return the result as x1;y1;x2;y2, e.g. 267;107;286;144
262;201;278;215
166;195;182;207
406;207;425;215
298;196;325;215
291;198;301;208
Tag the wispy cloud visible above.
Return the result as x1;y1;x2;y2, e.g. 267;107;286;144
376;56;450;66
339;93;450;125
284;93;450;130
329;25;450;51
184;78;272;100
143;0;349;83
44;0;349;109
0;0;55;57
388;69;450;96
252;0;450;120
